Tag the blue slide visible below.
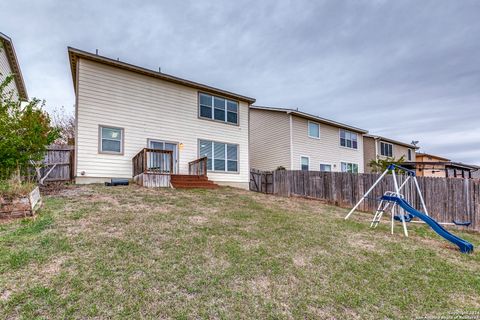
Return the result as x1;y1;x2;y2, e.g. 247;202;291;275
381;195;474;254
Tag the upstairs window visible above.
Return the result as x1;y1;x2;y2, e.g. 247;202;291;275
99;126;123;154
199;93;238;125
408;149;412;161
341;162;358;173
308;121;320;139
340;129;358;149
380;142;393;157
301;156;309;171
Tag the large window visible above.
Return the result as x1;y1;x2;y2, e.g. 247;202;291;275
380;142;393;157
199;140;238;172
308;121;320;139
341;162;358;173
301;156;309;171
340;129;358;149
320;164;332;172
199;93;238;125
99;126;123;154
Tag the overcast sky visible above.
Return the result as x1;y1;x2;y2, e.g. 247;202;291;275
1;0;479;164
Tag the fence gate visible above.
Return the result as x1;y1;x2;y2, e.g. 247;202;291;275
250;169;274;194
41;146;75;182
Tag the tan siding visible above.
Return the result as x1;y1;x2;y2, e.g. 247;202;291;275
377;140;415;162
76;59;249;186
363;136;376;173
249;109;291;170
0;41;19;100
291;116;364;172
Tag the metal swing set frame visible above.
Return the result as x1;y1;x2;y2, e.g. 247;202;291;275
344;164;428;237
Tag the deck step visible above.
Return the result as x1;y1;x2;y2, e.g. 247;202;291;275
171;174;218;189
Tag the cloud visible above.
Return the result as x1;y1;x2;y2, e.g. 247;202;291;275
1;0;479;163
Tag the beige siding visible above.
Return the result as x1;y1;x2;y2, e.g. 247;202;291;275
0;41;19;100
364;136;416;172
249;109;291;171
291;116;364;172
76;59;249;186
363;136;376;173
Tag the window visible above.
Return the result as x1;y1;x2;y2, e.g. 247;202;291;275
199;140;238;172
199;93;238;125
408;149;412;161
320;164;332;172
308;121;320;139
100;126;123;154
380;142;393;157
340;129;358;149
341;162;358;173
301;156;309;171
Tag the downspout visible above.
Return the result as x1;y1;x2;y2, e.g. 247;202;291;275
288;113;294;170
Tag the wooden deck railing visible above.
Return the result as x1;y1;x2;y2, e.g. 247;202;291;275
188;157;208;176
132;148;173;176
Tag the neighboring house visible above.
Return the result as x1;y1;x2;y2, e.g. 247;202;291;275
68;47;255;189
404;153;479;178
0;32;28;101
249;106;368;173
363;135;418;173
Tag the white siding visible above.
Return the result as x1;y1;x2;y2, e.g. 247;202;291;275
291;116;364;172
0;41;19;100
76;59;249;186
249;109;291;170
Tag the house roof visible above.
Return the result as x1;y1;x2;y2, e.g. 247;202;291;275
403;161;479;171
415;152;450;162
67;47;256;104
363;134;419;149
250;105;368;134
0;32;28;101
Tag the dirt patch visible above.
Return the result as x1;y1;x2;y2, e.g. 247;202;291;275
0;290;11;301
293;254;311;267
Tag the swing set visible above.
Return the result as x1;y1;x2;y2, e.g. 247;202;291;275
344;164;474;253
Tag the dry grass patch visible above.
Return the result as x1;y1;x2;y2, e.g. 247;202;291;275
0;185;479;319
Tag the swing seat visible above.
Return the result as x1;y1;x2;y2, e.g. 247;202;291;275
394;213;414;222
452;220;471;227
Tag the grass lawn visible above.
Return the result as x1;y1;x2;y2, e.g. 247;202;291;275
0;185;479;319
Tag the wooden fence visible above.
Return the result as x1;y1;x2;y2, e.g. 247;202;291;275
251;169;480;231
250;169;274;194
41;146;74;182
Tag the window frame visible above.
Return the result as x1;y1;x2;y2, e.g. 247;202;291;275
198;139;239;174
198;92;239;126
407;148;412;161
320;163;332;172
98;125;124;155
339;129;358;150
341;162;359;173
300;156;310;171
307;121;320;139
380;141;393;157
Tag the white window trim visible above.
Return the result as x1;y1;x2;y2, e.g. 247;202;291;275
340;161;359;173
198;139;239;174
320;163;333;172
198;92;239;126
307;121;321;139
380;141;393;157
99;125;124;155
300;155;310;171
339;129;359;151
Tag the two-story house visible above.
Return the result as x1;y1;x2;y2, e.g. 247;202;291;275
68;47;255;189
363;134;418;173
249;106;368;173
0;32;28;101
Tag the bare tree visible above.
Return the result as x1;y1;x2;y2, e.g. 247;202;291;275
50;106;75;145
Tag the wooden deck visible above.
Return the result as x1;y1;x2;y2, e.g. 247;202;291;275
132;149;217;188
